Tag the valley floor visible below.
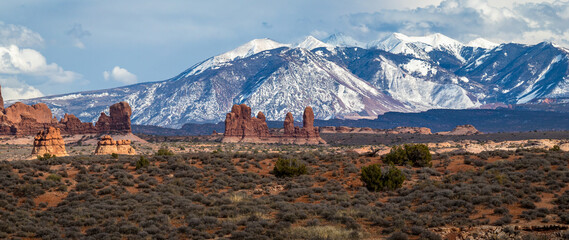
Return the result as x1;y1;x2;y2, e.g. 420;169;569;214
1;133;569;238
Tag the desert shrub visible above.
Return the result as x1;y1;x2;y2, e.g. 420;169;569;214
493;215;512;226
361;164;405;191
136;156;150;170
13;184;44;198
550;145;561;152
111;153;119;159
272;158;307;178
156;147;174;156
520;199;536;209
387;231;409;240
46;174;62;182
37;153;55;161
383;144;432;167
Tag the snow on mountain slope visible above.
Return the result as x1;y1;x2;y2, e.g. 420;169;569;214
467;38;498;49
369;56;478;110
296;36;334;50
186;38;289;76
368;33;466;62
243;48;408;120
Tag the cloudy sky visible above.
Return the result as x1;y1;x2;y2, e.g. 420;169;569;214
0;0;567;100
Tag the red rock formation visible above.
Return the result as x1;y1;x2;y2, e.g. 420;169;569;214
281;106;325;144
32;127;68;157
95;101;132;133
94;135;136;155
4;102;55;124
60;114;98;134
303;106;314;129
223;104;325;144
223;104;270;142
257;111;266;122
284;112;294;135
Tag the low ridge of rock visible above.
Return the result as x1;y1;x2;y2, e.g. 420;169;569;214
319;126;432;134
438;124;481;135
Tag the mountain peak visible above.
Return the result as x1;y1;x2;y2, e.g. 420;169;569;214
369;32;463;50
296;36;333;50
467;38;498;49
323;33;364;47
219;38;289;61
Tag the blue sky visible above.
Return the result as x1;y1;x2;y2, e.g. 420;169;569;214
0;0;567;100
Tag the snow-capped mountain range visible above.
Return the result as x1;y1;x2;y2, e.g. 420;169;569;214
16;33;569;128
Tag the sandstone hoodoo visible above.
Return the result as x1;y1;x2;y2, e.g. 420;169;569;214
0;85;132;136
222;104;325;144
94;135;136;155
31;127;68;157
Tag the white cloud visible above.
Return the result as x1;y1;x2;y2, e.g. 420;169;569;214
0;22;83;98
0;77;44;100
103;66;137;84
0;21;44;48
0;45;80;83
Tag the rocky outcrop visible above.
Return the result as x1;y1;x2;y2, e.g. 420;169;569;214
282;107;325;144
60;114;98;134
319;126;432;134
32;127;68;157
222;104;325;144
438;125;481;135
95;101;132;133
222;104;270;143
0;86;132;136
3;102;55;124
94;135;136;155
